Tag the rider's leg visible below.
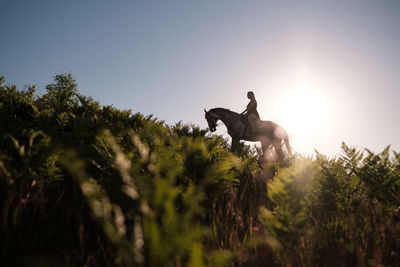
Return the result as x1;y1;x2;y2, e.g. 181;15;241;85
248;113;257;133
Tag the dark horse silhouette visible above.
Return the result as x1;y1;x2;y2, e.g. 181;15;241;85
204;108;291;160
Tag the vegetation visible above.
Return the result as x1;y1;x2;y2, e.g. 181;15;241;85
1;73;399;266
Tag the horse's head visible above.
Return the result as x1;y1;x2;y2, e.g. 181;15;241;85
204;109;217;132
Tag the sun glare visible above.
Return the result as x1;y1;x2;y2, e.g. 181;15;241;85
280;89;324;135
252;58;336;155
272;77;331;155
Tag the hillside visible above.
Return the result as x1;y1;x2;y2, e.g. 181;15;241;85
0;73;399;266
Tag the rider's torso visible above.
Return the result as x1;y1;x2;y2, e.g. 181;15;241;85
247;99;260;119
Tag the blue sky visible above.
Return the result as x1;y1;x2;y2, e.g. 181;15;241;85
1;0;399;156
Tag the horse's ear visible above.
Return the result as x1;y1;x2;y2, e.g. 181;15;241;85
204;109;207;113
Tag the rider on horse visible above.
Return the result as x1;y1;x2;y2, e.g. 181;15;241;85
241;91;260;134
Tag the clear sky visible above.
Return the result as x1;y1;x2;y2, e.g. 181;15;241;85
1;0;399;157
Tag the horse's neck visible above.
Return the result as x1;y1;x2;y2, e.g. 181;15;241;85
213;109;238;123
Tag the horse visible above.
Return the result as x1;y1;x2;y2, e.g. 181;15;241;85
204;108;291;161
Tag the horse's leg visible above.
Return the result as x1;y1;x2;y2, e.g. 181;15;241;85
283;133;292;156
273;139;284;161
260;137;272;163
231;138;239;153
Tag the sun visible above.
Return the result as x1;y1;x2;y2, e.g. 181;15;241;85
275;83;330;154
281;89;324;134
255;61;333;155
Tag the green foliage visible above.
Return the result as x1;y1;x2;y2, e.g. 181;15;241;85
260;145;400;266
262;159;316;251
40;72;79;114
0;74;242;266
1;73;399;266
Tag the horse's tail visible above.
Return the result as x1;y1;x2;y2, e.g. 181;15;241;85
283;131;292;156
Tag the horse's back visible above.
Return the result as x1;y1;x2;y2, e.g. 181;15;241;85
260;120;278;127
258;120;286;138
258;120;277;130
